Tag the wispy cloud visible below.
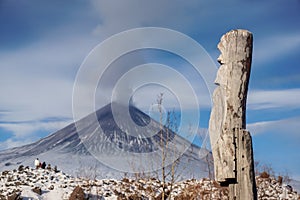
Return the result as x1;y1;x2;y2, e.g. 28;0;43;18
0;138;35;151
247;117;300;136
248;88;300;110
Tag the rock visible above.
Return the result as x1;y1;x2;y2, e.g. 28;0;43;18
32;187;42;195
18;165;24;172
46;164;52;171
127;193;146;200
54;166;59;173
285;184;293;192
2;171;9;176
69;186;86;200
48;185;54;190
7;192;22;200
4;162;12;167
209;29;257;200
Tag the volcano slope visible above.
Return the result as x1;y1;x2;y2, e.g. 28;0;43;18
0;103;212;180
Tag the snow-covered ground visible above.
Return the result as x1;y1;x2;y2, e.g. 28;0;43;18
0;166;299;200
0;166;227;200
256;176;299;200
290;179;300;193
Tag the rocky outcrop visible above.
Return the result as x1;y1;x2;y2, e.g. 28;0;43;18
209;29;257;199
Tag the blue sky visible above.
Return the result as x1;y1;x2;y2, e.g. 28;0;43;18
0;0;300;179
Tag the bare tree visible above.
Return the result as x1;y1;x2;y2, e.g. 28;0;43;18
156;93;183;200
279;169;291;184
157;93;167;200
255;160;291;184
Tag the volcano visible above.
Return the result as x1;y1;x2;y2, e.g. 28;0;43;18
0;103;212;179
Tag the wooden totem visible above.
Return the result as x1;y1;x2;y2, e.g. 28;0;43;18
209;29;257;200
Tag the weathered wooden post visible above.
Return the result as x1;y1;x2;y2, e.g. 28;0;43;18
209;29;257;200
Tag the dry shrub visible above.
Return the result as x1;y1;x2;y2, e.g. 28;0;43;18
69;186;86;200
260;171;270;178
278;176;283;185
175;184;200;200
127;193;145;200
122;178;130;183
212;180;222;188
155;191;170;200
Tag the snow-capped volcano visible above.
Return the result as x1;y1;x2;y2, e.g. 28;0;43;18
0;103;212;180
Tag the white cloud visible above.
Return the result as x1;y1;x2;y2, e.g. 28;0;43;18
247;117;300;136
248;88;300;110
